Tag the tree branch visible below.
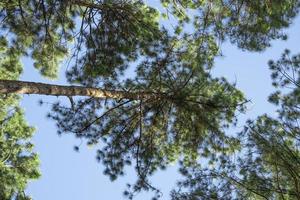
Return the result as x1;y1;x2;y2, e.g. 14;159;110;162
0;79;164;100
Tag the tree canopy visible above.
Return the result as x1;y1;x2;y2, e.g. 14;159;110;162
0;0;300;199
0;36;40;200
170;50;300;200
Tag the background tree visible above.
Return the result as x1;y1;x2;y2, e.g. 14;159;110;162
0;37;40;199
170;50;300;200
161;0;300;51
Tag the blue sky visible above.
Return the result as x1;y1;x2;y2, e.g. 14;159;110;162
20;12;300;200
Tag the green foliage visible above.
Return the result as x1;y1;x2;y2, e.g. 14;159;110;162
0;105;40;200
161;0;300;51
0;34;40;200
1;0;298;80
171;50;300;200
0;37;22;80
49;36;245;198
0;0;162;79
0;0;74;78
68;1;162;80
1;0;300;199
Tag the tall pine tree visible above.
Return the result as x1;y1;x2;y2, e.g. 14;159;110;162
0;0;300;199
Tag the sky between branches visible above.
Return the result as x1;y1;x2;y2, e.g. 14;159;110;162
19;11;300;200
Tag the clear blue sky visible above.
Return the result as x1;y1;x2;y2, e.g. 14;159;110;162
20;12;300;200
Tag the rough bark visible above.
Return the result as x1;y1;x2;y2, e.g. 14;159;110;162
0;79;163;100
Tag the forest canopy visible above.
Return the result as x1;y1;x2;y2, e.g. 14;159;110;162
0;0;300;199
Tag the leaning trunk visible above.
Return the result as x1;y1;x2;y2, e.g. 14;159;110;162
0;80;162;100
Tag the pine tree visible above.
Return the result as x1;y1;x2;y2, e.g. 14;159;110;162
170;50;300;200
0;37;40;199
1;0;300;199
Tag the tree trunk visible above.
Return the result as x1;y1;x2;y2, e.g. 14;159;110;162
0;80;162;100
